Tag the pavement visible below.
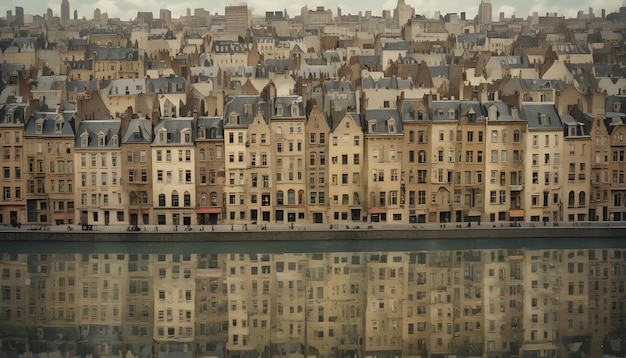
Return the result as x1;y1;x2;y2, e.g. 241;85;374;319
1;220;624;233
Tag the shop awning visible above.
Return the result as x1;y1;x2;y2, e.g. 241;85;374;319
368;207;386;214
196;207;222;214
509;209;525;218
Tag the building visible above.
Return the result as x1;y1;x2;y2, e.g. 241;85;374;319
60;0;69;24
195;115;225;225
0;104;27;226
478;0;492;26
224;5;250;37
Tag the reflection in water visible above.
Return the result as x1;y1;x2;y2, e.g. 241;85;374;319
0;249;625;358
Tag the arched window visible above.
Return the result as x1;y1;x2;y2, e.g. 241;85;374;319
200;149;206;161
288;189;295;205
578;191;585;206
171;191;179;207
208;148;215;160
298;190;304;205
568;190;575;207
200;193;207;206
277;191;284;205
140;191;148;204
158;194;166;207
210;192;218;206
129;191;138;204
184;191;191;207
353;192;360;205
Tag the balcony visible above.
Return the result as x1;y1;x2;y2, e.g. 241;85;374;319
509;184;524;191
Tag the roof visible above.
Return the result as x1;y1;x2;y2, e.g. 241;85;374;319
75;120;121;149
363;108;403;135
148;76;186;93
24;112;75;137
106;79;147;96
0;103;27;126
121;118;152;144
196;117;224;140
271;96;305;119
224;95;271;126
362;76;412;90
92;47;145;61
521;102;562;130
152;118;195;146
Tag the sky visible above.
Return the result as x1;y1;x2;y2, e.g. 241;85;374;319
0;0;622;23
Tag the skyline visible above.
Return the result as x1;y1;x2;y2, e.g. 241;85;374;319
0;0;623;23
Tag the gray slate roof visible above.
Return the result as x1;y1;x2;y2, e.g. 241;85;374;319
363;108;403;135
24;112;75;137
224;96;271;126
75;120;121;149
122;118;153;144
522;103;562;130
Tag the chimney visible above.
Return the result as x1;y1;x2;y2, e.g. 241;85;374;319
122;106;133;135
27;98;40;119
193;109;198;121
151;109;159;126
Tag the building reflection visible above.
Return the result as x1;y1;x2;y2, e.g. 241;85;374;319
1;249;625;358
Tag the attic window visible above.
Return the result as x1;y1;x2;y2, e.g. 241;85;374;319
437;109;444;118
80;132;89;147
35;119;44;134
448;109;455;120
97;132;106;146
55;117;63;133
112;135;119;146
181;129;191;144
468;113;476;122
568;125;576;136
198;125;206;139
6;113;13;124
276;105;284;116
538;113;548;126
368;120;377;133
291;102;299;117
387;118;396;133
229;112;240;124
417;111;424;120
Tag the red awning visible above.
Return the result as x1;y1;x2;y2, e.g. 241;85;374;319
368;207;386;214
509;209;524;218
196;207;222;214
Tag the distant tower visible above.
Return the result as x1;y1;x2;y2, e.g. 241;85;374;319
61;0;70;24
478;0;492;25
94;8;101;21
46;8;53;21
15;6;24;26
73;9;77;20
394;0;415;29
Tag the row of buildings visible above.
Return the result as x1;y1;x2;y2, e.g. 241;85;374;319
0;2;625;227
2;87;626;226
1;248;625;358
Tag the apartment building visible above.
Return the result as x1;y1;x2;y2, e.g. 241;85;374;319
152;117;196;226
484;102;526;222
223;96;272;224
562;114;592;221
195;254;228;357
400;98;431;224
305;107;331;223
363;108;404;222
75;120;124;226
92;47;146;81
23;111;76;225
126;253;154;355
121;116;154;225
607;109;626;221
522;103;563;223
0;103;26;225
0;253;29;330
195;115;225;225
271;96;307;223
328;111;364;223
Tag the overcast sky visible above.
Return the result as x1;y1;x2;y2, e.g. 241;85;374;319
1;0;623;23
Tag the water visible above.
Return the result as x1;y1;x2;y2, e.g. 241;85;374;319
1;236;625;358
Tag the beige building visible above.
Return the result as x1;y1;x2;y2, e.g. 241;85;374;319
92;47;146;81
562;114;591;222
327;111;364;223
522;103;563;223
429;100;458;223
306;107;331;223
75;120;124;226
363;108;404;223
224;5;250;37
0;253;29;330
271;96;307;224
152;118;197;226
24;111;76;225
0;104;26;225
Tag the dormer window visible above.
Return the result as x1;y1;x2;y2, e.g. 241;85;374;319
368;120;377;133
387;118;396;133
448;109;455;120
198;125;206;139
112;135;119;146
229;112;240;124
568;125;576;137
55;117;64;133
488;106;498;120
417;111;424;120
80;131;89;147
6;111;13;124
538;113;548;126
291;102;299;117
158;128;167;143
97;131;106;147
35;118;44;134
436;109;444;118
181;129;191;144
